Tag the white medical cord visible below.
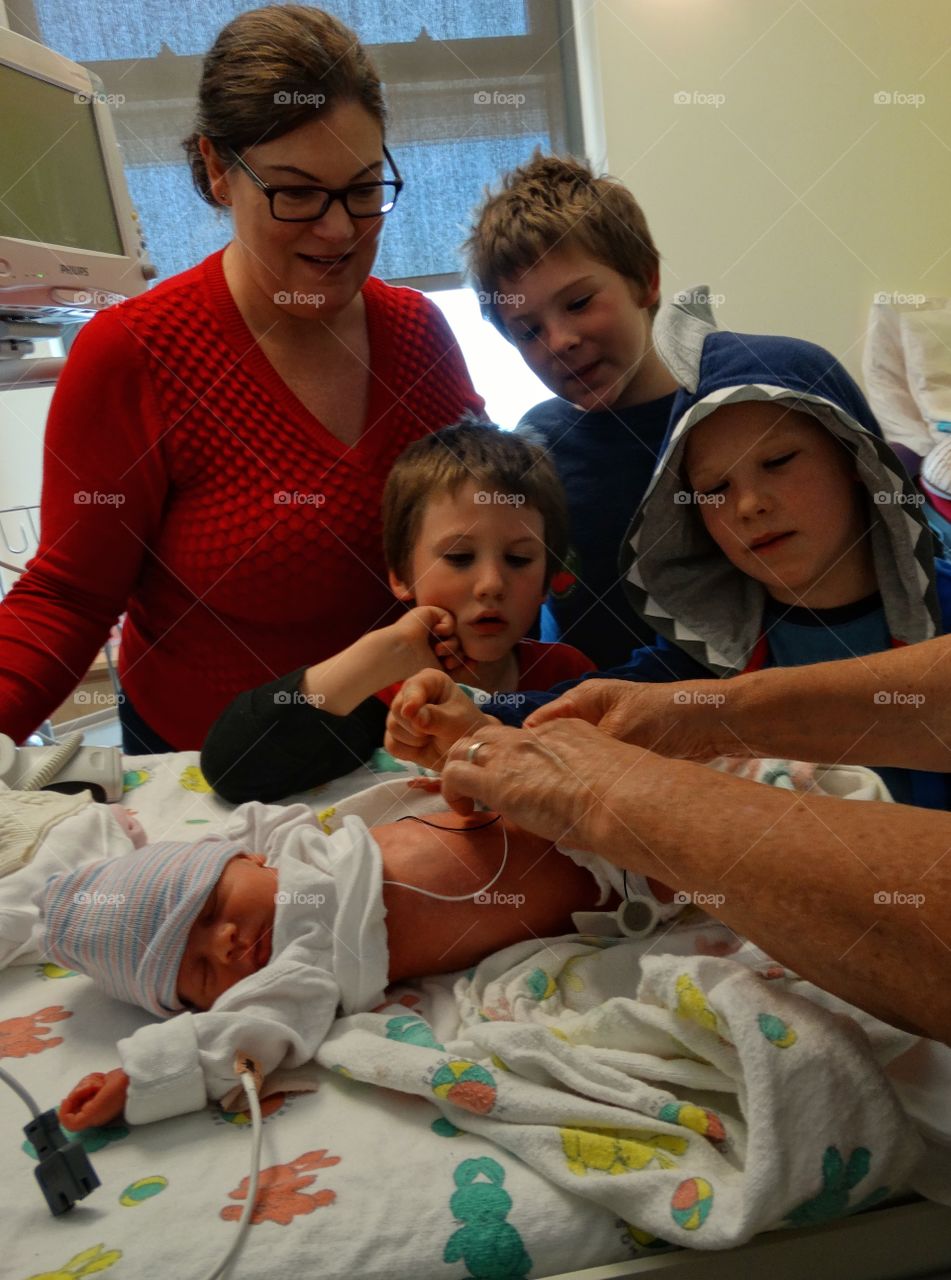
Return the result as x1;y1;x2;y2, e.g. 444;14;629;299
381;814;509;902
199;1064;263;1280
3;1057;263;1276
0;1063;41;1117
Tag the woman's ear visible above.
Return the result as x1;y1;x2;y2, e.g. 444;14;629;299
199;136;232;206
388;567;415;603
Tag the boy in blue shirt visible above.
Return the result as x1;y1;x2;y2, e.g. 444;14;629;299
464;152;679;667
391;290;951;809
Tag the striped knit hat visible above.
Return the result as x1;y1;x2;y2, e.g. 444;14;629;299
40;839;246;1018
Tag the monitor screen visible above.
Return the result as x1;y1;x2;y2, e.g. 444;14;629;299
0;60;123;256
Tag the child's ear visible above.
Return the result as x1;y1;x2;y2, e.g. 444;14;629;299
388;567;415;603
641;269;661;311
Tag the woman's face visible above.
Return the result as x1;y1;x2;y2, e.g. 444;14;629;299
205;100;387;324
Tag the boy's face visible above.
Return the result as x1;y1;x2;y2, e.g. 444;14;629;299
177;854;277;1011
683;402;876;608
389;480;548;666
495;243;660;412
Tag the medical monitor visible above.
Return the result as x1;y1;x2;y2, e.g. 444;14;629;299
0;27;154;325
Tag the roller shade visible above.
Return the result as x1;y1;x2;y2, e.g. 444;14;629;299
6;1;583;286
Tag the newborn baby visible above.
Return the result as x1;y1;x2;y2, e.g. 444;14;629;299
46;803;606;1130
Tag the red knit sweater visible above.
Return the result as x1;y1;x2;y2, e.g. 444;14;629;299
0;251;482;747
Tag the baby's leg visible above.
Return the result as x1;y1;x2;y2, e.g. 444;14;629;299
374;815;605;980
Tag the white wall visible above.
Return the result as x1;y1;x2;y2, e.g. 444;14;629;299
0;384;48;513
580;0;951;378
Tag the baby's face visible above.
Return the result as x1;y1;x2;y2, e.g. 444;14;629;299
177;854;277;1011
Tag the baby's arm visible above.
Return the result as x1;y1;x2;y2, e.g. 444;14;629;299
126;953;340;1126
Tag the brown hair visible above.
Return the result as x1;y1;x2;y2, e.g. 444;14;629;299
463;150;661;335
183;5;386;206
382;418;569;586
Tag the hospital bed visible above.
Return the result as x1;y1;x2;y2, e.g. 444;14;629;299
2;750;951;1280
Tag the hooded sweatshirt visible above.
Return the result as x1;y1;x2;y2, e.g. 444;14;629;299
488;289;951;810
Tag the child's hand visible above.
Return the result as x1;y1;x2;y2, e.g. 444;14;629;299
385;669;497;772
390;606;465;676
60;1068;129;1130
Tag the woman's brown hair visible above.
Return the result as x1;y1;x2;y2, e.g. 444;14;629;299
183;5;386;206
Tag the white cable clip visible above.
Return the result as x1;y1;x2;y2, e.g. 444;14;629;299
616;894;660;940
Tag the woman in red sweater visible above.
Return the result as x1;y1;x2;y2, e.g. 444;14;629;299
0;6;481;751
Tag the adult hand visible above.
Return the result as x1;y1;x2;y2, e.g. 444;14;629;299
60;1068;129;1130
440;718;642;854
385;669;496;772
525;678;731;760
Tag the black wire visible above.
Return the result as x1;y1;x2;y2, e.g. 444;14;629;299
395;814;501;833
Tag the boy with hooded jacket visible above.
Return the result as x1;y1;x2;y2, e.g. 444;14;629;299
479;288;951;810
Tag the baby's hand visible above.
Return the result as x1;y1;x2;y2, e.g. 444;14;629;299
405;776;443;792
60;1068;129;1131
385;669;497;772
109;805;147;847
390;606;464;676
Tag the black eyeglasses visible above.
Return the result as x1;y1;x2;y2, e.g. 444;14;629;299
227;145;404;222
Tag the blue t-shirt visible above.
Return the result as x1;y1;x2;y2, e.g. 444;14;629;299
763;593;891;667
763;593;912;803
518;392;677;668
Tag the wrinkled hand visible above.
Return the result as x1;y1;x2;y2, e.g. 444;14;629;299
385;669;497;772
525;678;728;760
390;605;465;675
440;718;643;854
60;1068;129;1131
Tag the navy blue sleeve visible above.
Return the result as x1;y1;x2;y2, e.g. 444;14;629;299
486;639;708;725
934;556;951;632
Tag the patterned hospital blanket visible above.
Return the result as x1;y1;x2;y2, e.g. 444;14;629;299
0;753;672;1280
0;752;947;1278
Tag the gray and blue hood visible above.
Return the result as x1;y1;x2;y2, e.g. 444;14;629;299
620;287;940;676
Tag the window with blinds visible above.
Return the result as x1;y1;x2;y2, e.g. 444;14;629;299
5;1;584;287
